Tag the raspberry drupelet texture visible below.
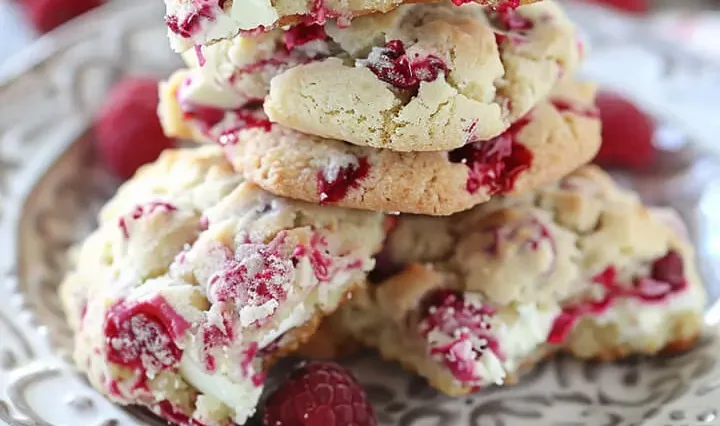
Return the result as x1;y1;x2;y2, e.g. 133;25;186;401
263;362;377;426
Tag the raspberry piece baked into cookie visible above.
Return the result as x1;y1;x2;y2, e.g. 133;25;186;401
59;147;383;425
333;166;706;396
174;1;580;151
160;69;600;215
164;0;538;53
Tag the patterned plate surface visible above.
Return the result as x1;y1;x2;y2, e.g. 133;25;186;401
1;1;720;425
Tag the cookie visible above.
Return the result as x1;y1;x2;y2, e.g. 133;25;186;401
264;1;581;151
165;0;538;52
59;146;384;426
160;69;600;215
173;1;579;152
335;166;706;396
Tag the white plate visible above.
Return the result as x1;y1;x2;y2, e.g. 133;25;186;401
1;1;720;425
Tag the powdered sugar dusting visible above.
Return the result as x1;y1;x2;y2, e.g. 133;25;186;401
104;296;189;377
207;234;293;326
419;290;500;386
240;342;266;386
165;0;222;38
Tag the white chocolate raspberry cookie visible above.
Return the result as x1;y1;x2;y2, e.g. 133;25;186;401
159;69;600;215
59;146;384;426
171;1;579;152
336;166;706;396
265;1;580;151
165;0;538;53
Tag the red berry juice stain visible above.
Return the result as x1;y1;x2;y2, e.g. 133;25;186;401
316;157;370;204
547;251;687;344
198;311;235;372
492;6;533;31
215;110;273;146
207;236;292;320
179;93;226;129
104;296;190;374
364;40;448;92
178;85;272;145
302;0;341;25
194;45;206;66
292;233;335;282
491;4;533;45
448;117;533;195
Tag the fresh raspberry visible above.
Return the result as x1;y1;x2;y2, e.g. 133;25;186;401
263;361;377;426
20;0;103;33
94;77;175;179
593;90;656;170
587;0;649;14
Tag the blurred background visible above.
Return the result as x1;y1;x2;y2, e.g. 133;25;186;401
1;0;720;67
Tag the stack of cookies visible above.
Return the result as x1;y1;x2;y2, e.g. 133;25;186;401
58;1;708;425
159;0;597;215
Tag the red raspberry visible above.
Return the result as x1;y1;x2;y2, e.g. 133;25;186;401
587;0;648;14
94;77;175;179
593;90;656;170
263;361;377;426
20;0;103;33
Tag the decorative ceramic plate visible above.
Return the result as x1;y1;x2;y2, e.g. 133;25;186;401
2;1;720;425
